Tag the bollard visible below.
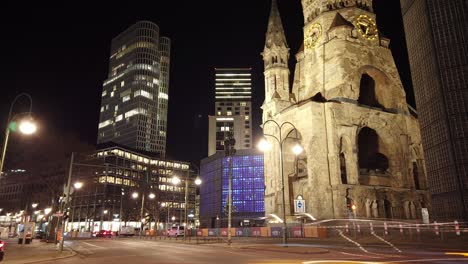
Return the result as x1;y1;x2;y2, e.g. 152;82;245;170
454;221;460;236
357;224;361;234
434;221;439;236
345;224;349;234
399;224;403;236
370;222;374;233
384;222;388;236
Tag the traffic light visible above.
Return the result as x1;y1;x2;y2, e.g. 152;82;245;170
63;210;69;221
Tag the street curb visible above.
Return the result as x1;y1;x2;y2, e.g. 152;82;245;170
240;246;330;255
18;249;77;264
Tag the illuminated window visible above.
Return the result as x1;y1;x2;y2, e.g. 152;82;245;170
122;95;131;102
227;111;232;116
134;90;153;100
121;80;125;87
102;90;107;97
110;91;115;97
115;115;123;122
114;105;118;111
100;106;104;112
99;119;113;129
245;116;249;120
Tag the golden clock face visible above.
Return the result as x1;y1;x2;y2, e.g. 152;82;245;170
355;15;378;40
304;23;322;50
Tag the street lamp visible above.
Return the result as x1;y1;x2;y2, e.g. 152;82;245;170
44;208;52;215
183;172;202;240
31;203;38;209
258;120;303;246
74;182;83;190
0;93;36;178
132;192;139;199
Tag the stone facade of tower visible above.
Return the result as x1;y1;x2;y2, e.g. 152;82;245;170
262;0;430;221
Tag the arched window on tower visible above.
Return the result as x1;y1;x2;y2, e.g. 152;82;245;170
340;153;348;184
383;199;393;219
358;127;389;174
358;74;382;108
412;162;421;189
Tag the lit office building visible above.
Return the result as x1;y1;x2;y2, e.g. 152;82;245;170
97;21;170;157
208;68;252;156
67;146;199;232
199;149;265;228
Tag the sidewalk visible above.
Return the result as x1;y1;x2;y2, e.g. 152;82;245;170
2;238;76;264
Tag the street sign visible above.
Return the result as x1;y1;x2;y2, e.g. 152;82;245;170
294;199;305;213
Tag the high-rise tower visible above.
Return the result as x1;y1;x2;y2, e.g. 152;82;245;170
97;21;171;157
261;0;429;221
208;68;253;156
400;0;468;220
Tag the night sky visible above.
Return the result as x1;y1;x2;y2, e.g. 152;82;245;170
0;1;412;166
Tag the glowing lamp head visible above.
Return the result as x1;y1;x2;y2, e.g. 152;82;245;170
74;182;83;189
148;193;156;199
44;208;52;215
31;203;38;209
172;176;181;185
171;216;176;221
351;205;357;211
19;120;37;135
161;202;166;207
132;192;139;199
103;210;108;214
257;138;271;152
292;144;304;156
195;177;202;185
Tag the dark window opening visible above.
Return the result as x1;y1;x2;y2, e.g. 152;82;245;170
358;127;389;172
340;153;348;184
412;162;420;189
384;199;392;219
358;74;382;108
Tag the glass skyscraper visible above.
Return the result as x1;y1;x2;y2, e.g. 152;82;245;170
97;21;170;157
208;68;253;156
200;149;264;228
401;0;468;220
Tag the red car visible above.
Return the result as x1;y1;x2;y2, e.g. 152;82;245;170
0;240;5;262
94;230;113;238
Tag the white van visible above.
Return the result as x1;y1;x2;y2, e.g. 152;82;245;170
120;226;135;236
167;226;184;237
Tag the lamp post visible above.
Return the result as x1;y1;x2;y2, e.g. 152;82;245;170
183;170;202;240
59;152;83;253
132;191;155;238
0;93;37;179
258;120;303;246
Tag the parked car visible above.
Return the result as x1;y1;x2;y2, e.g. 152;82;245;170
120;226;135;236
94;230;112;238
35;231;46;239
0;240;5;262
167;226;184;237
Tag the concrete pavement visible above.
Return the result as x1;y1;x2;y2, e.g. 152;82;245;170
1;238;75;264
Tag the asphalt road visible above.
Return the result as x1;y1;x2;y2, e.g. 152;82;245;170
39;238;468;264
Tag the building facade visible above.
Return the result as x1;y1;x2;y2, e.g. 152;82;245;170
400;0;468;220
67;146;198;232
261;0;429;221
200;149;264;228
208;68;253;156
97;21;171;157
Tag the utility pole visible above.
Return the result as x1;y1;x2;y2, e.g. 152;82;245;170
224;134;236;245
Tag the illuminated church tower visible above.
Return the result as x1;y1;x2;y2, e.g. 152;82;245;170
262;0;430;221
